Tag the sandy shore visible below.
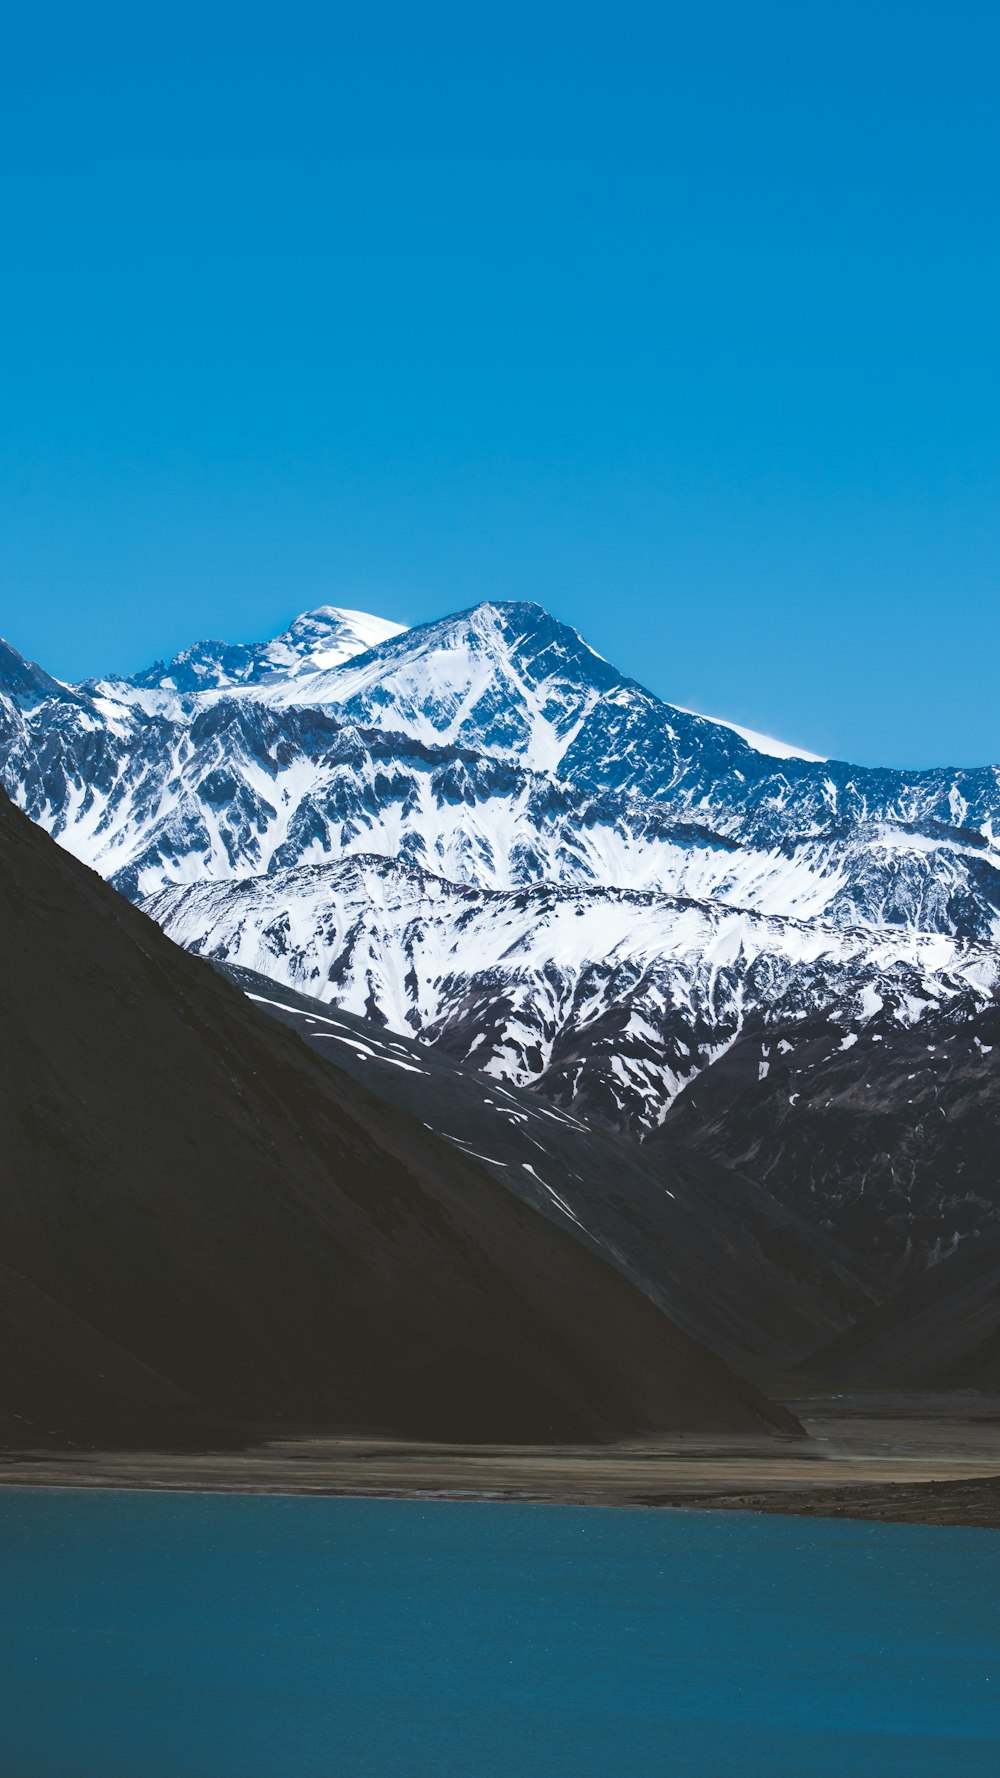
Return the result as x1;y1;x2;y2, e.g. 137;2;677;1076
2;1393;999;1527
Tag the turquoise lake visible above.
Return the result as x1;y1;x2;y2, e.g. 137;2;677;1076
1;1489;998;1776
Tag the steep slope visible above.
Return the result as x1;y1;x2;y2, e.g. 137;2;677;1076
0;639;76;710
0;786;793;1444
804;1232;1000;1390
146;854;1000;1136
222;963;878;1366
658;1000;1000;1275
0;671;794;908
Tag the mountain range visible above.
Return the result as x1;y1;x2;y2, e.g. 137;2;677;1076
0;784;793;1443
3;597;1000;1360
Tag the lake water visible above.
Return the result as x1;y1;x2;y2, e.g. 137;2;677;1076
1;1489;998;1777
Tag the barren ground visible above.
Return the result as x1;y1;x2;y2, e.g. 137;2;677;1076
3;1393;1000;1527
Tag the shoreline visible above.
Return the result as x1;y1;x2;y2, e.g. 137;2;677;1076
2;1473;999;1529
2;1393;999;1528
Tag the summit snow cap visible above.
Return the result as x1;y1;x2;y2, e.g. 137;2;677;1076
115;604;406;696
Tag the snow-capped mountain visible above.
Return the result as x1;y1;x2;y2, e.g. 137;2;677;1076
264;600;833;787
3;596;1000;1143
145;853;1000;1137
4;600;1000;926
88;605;404;706
261;602;1000;850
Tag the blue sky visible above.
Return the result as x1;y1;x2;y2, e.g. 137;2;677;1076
1;2;998;767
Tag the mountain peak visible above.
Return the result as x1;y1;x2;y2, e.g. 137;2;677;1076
0;639;74;709
109;605;406;697
261;597;628;773
288;603;403;639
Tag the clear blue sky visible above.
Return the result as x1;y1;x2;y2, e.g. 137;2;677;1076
1;2;998;767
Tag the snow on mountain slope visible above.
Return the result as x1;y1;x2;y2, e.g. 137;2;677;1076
0;640;78;711
671;705;826;762
6;595;1000;1142
4;599;1000;944
145;855;1000;1136
91;606;405;705
264;602;621;772
0;673;829;906
255;603;1000;880
6;649;999;939
263;599;823;781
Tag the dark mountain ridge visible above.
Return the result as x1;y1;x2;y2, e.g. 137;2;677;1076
0;786;793;1444
222;962;1000;1391
221;962;878;1369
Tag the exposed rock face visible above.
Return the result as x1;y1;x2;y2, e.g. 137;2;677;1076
658;1000;1000;1277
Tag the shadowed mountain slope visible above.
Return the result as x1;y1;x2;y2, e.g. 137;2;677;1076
653;1000;1000;1387
659;1000;1000;1276
222;964;877;1369
0;788;795;1445
802;1232;1000;1391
